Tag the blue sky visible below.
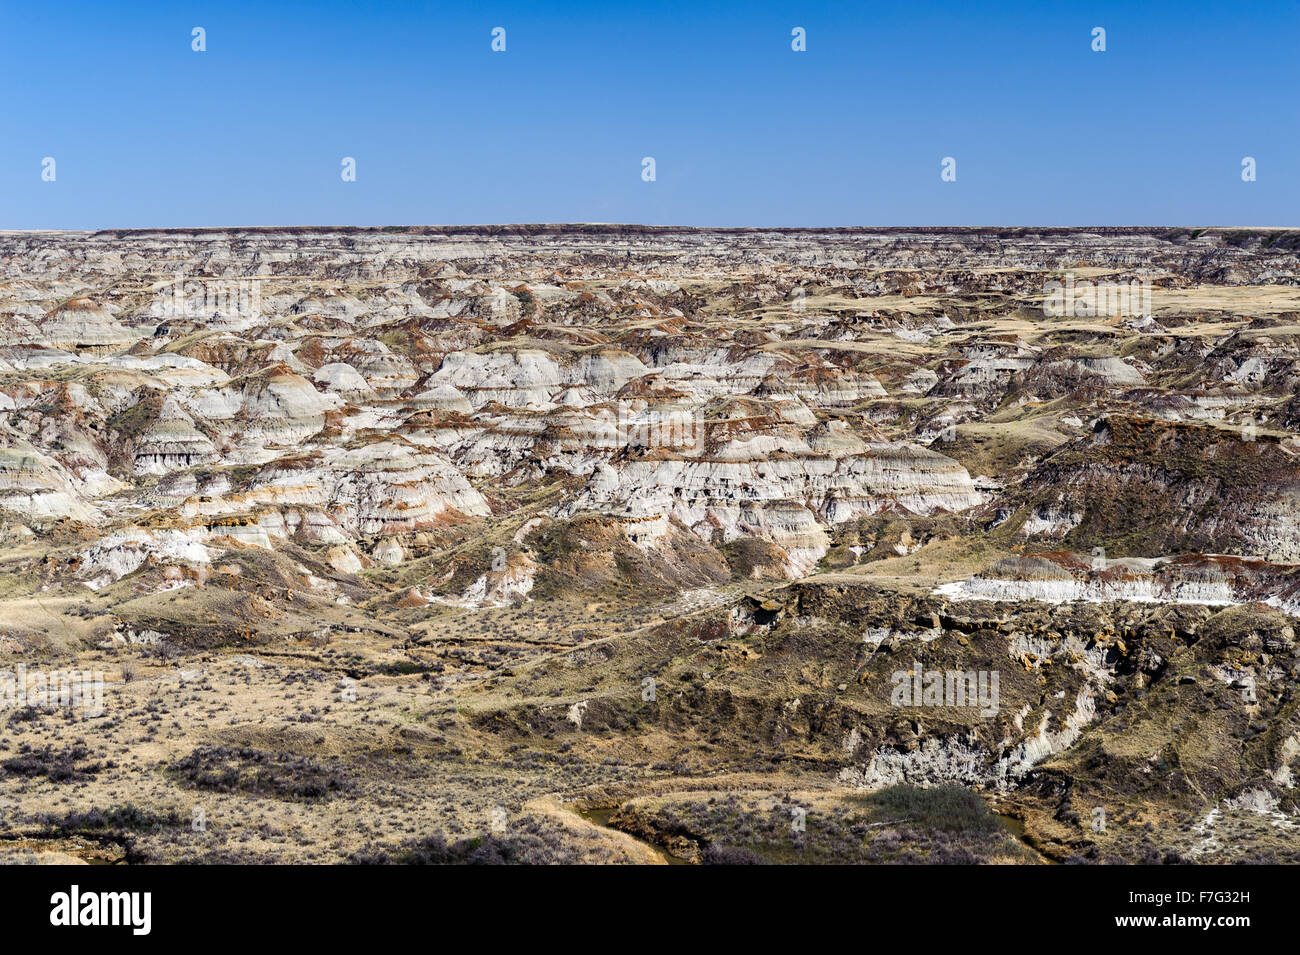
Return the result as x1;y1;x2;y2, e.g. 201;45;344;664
1;0;1296;228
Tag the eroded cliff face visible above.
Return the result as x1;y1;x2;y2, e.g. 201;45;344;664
2;226;1300;863
0;227;1020;595
3;226;1299;602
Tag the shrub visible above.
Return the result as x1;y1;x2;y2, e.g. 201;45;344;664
865;784;1000;833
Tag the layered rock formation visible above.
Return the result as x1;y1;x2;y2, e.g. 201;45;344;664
2;226;1299;864
1;226;1297;591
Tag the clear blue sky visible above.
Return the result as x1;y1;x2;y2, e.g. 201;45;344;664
1;0;1296;228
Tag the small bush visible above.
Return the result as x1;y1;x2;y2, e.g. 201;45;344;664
2;744;101;781
169;745;350;801
866;784;999;833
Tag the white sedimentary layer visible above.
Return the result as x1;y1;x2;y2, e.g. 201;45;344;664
937;575;1238;606
180;441;490;540
838;690;1098;791
935;550;1300;619
559;425;981;573
0;445;105;523
78;529;213;590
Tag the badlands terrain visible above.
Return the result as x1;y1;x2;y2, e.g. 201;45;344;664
2;225;1300;864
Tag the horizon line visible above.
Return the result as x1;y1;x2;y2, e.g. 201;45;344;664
2;224;1298;236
